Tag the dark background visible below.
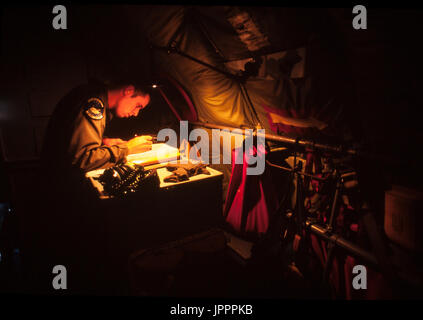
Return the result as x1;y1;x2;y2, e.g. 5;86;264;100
0;3;423;298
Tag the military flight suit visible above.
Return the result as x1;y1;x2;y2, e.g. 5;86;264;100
41;82;128;174
38;83;128;293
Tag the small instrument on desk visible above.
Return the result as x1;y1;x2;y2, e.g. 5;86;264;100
98;162;159;198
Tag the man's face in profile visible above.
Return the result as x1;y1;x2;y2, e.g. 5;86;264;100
114;88;150;118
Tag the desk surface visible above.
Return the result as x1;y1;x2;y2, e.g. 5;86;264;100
86;163;222;199
85;143;222;199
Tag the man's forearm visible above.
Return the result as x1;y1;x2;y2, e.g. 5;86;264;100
72;144;129;172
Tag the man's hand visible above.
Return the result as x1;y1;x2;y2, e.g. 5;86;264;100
126;135;153;154
102;138;127;146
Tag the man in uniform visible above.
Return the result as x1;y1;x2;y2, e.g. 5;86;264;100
35;80;154;294
41;80;153;175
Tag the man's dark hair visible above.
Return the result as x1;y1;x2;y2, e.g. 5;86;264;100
106;78;153;97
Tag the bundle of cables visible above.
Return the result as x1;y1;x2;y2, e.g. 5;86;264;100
98;162;159;198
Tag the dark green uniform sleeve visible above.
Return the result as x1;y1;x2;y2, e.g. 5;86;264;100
68;106;128;172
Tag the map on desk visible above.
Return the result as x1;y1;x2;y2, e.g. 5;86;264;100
126;143;180;166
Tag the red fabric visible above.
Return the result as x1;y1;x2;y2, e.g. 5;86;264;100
157;73;198;122
263;104;311;136
305;153;393;299
304;151;323;193
224;143;278;236
165;75;198;122
262;99;335;137
331;255;341;296
344;256;393;300
310;234;325;267
157;87;182;121
310;236;393;299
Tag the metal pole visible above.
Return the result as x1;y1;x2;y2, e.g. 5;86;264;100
190;121;357;155
190;121;411;168
305;220;378;267
265;160;328;182
151;44;238;80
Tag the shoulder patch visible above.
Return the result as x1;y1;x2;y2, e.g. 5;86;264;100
84;97;104;120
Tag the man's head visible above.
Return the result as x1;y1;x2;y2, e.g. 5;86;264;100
107;84;151;118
